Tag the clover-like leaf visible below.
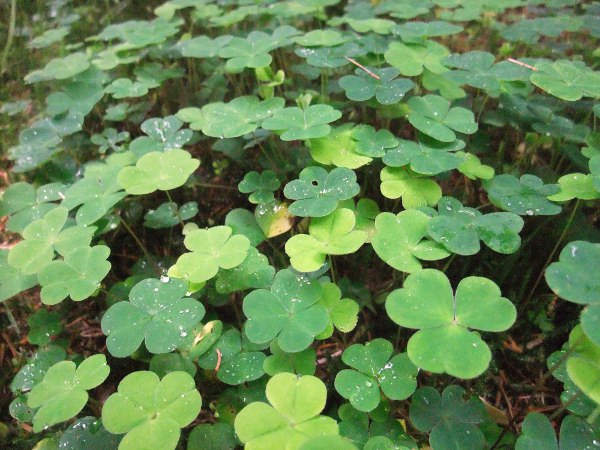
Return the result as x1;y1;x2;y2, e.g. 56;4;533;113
339;67;414;105
565;325;600;406
409;385;486;450
62;152;134;226
187;422;237;450
262;104;342;141
196;327;267;385
531;60;600;101
0;249;37;302
316;281;359;339
546;241;600;344
117;149;200;195
380;167;442;208
392;20;463;42
29;27;69;49
25;52;90;83
144;201;198;228
27;310;61;346
372;210;450;273
547;173;600;202
238;170;281;204
102;371;201;450
169;226;250;283
407;95;478;143
295;42;366;69
484;174;561;216
442;51;501;93
263;341;316;376
38;245;111;305
293;29;351;47
94;17;181;48
384;40;449;77
0;182;65;233
225;208;266;246
234;372;338;450
243;269;327;352
178;34;233;58
428;197;524;256
286;208;367;272
351;125;399;158
28;354;109;432
11;345;66;395
215;247;275;294
516;412;597;450
383;134;465;175
101;277;205;357
456;151;495;180
104;78;155;99
58;416;123;450
129;115;193;156
387;269;516;378
218;26;299;73
177;96;284;139
334;339;418;412
8;207;95;275
309;125;372;169
284;166;360;217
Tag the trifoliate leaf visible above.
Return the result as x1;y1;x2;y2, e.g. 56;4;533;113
216;247;275;294
339;67;414;105
38;245;111;305
484;174;561;216
58;416;123;450
372;210;450;273
286;208;367;272
387;269;516;378
295;42;366;68
335;339;417;412
8;207;95;275
129;115;193;156
263;338;316;378
169;226;250;283
547;173;600;201
101;278;205;357
531;60;600;101
316;281;359;338
225;208;266;246
262;104;342;141
238;170;281;204
407;95;478;143
25;52;90;83
0;182;65;233
117;149;200;195
383;135;465;175
456;151;495;180
284;166;360;217
410;386;486;450
546;241;600;344
177;96;284;139
428;197;524;256
27;310;61;346
243;269;327;352
391;20;462;41
384;40;449;76
351;125;399;158
28;354;109;432
309;125;372;169
0;249;38;302
380;167;442;208
234;373;338;450
144;201;198;228
102;371;201;450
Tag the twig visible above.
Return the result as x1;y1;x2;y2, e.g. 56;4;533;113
344;57;381;80
506;58;538;71
215;349;222;371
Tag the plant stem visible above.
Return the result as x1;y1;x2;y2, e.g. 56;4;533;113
521;199;580;310
196;182;237;190
118;215;162;275
1;0;16;76
3;299;20;335
165;190;185;228
328;254;336;284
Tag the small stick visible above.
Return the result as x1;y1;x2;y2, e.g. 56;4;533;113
506;58;538;71
344;57;381;80
215;349;222;371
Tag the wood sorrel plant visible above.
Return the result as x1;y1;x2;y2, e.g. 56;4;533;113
2;0;600;449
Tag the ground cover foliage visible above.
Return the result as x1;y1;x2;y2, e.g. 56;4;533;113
1;0;600;448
